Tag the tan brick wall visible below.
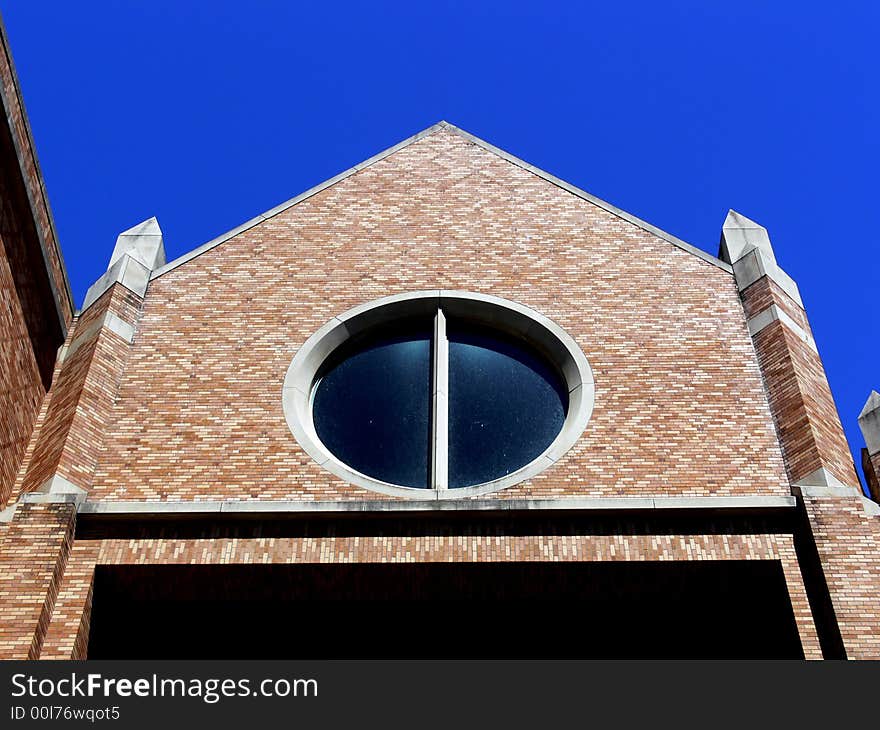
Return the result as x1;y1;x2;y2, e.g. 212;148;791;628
802;496;880;659
0;502;75;659
0;110;64;505
87;129;788;502
4;332;68;509
40;530;822;660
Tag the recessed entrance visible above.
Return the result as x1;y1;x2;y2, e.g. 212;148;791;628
87;560;804;659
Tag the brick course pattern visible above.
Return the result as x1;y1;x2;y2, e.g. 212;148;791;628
0;223;46;503
802;495;880;659
15;284;142;498
731;235;879;661
39;529;822;660
0;502;75;659
740;277;812;337
742;277;858;487
89;130;789;502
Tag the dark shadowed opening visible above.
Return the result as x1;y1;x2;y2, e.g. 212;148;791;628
88;560;804;659
0;108;65;390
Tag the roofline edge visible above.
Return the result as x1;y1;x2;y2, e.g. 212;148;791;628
151;120;732;280
0;12;74;333
445;122;732;273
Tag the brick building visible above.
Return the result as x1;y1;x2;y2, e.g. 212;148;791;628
1;31;878;659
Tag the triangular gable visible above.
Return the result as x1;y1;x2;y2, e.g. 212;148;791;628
151;121;731;280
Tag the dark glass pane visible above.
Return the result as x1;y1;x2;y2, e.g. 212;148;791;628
448;324;567;488
313;325;431;488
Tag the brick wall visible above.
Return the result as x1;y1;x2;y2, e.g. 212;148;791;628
88;129;788;502
16;285;142;498
0;223;46;503
0;502;75;659
739;278;858;487
39;525;822;660
724;215;880;660
802;495;880;659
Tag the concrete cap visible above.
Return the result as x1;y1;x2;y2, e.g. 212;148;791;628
719;210;803;305
719;210;776;265
109;216;165;271
858;390;880;455
81;253;151;309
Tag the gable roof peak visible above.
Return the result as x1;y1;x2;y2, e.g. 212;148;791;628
151;121;731;279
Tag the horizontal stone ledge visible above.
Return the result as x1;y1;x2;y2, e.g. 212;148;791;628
77;495;797;517
20;492;83;505
792;485;863;499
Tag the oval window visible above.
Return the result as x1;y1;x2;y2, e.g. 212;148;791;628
283;291;594;499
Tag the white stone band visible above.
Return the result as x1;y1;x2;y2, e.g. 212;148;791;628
747;304;817;353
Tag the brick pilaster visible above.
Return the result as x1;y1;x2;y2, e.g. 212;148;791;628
11;217;165;502
0;220;165;658
721;211;880;658
0;279;141;657
15;283;144;498
0;501;75;658
721;211;858;489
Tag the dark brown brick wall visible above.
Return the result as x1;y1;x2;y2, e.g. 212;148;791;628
0;19;72;326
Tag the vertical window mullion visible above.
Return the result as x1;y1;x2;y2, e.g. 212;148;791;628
430;308;449;490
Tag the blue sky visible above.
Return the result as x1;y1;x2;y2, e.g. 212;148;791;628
3;1;877;490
